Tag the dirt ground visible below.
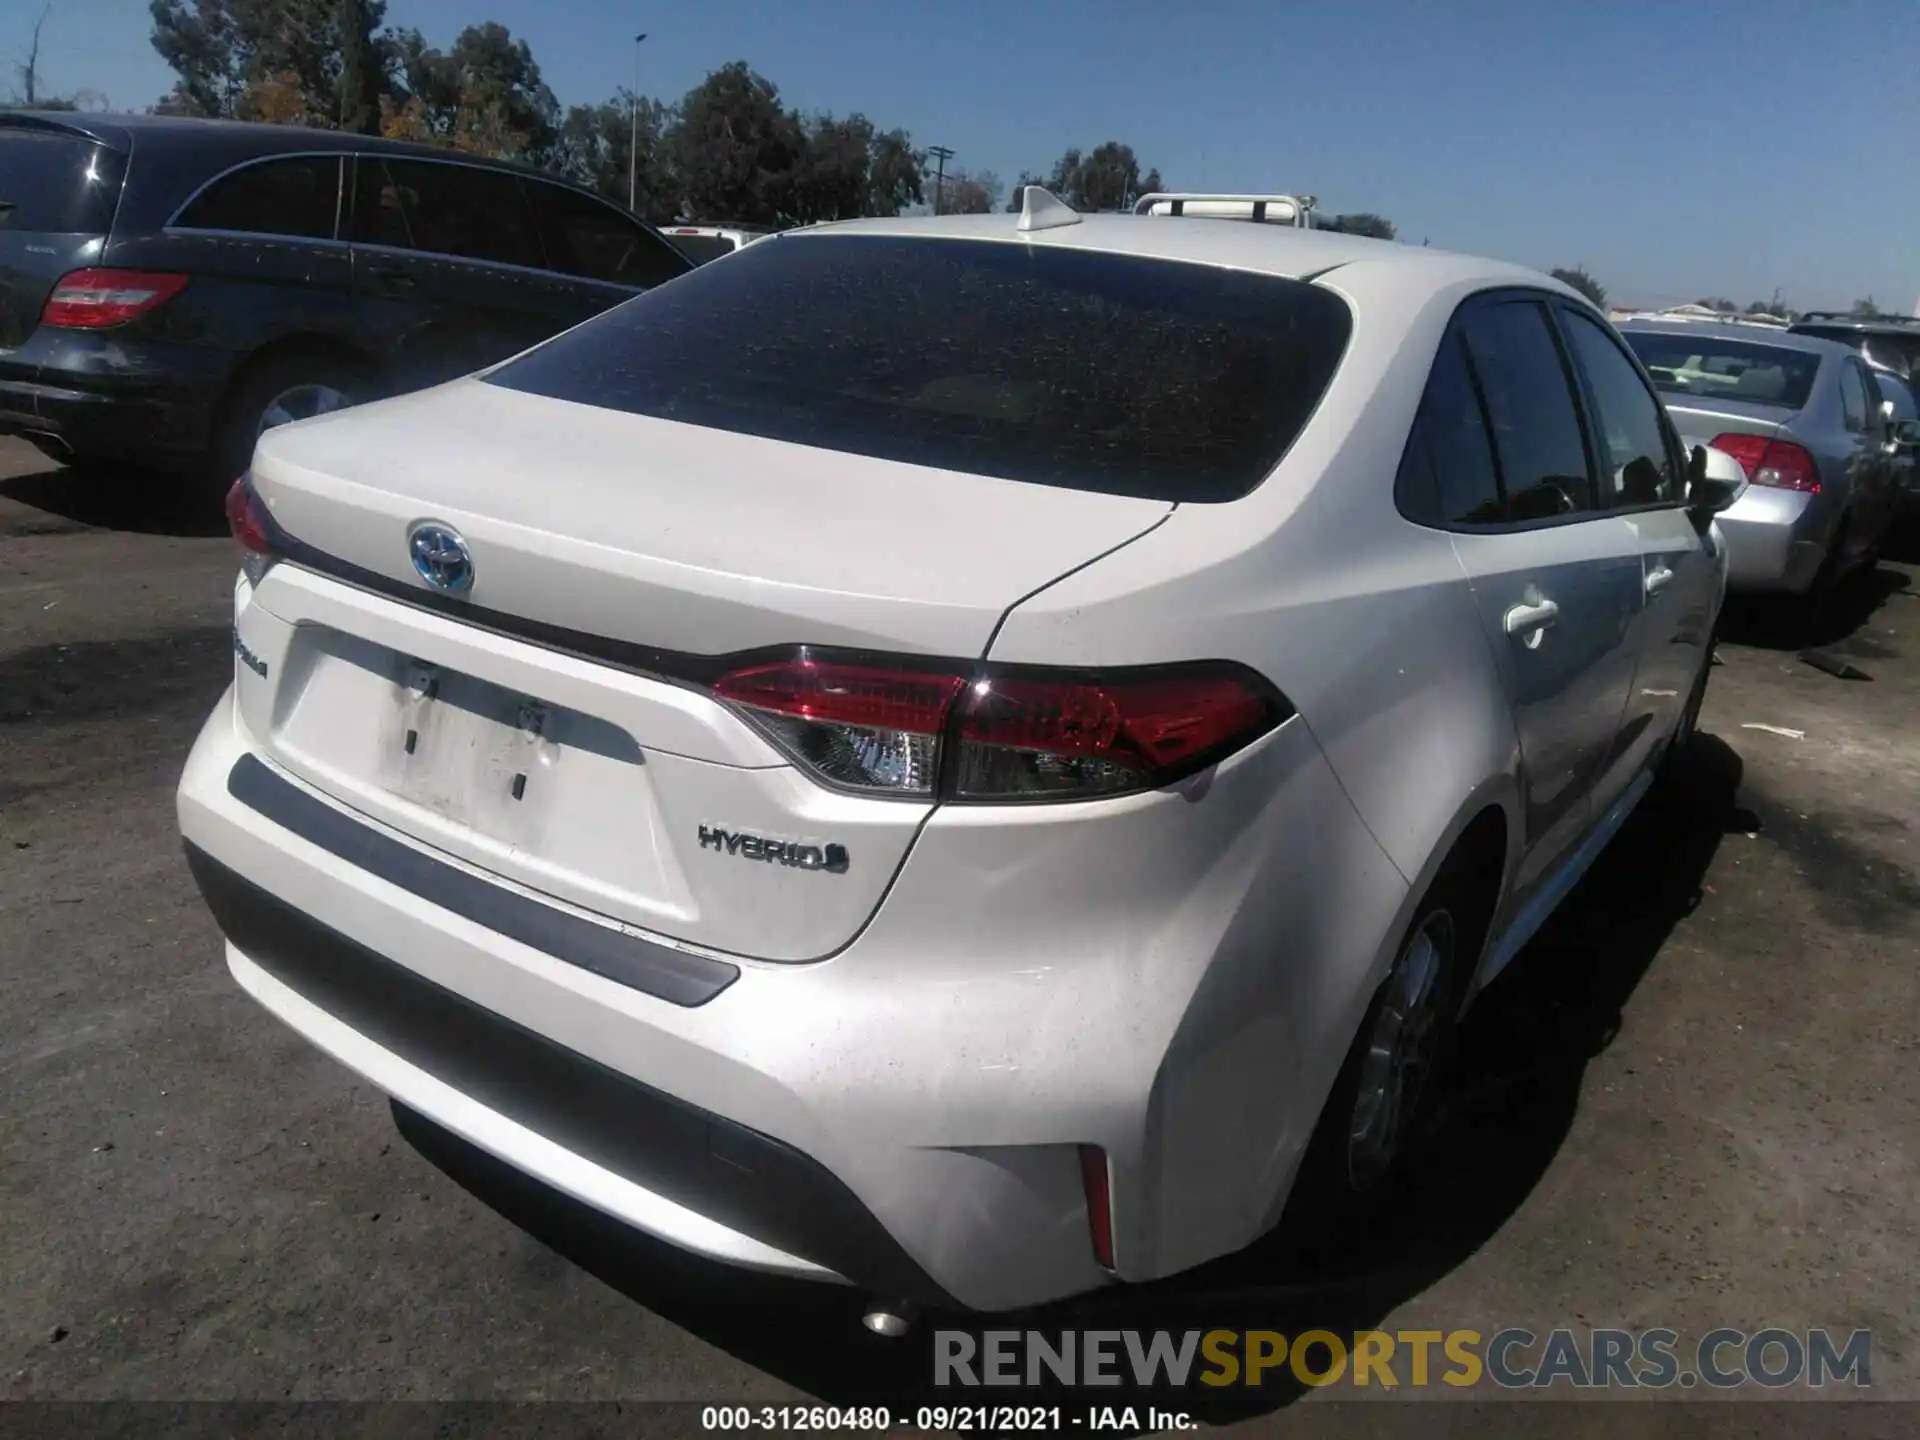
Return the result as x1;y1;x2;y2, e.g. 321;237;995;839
1;437;1915;1434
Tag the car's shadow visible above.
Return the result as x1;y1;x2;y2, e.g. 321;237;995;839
1880;514;1920;566
0;455;226;539
396;733;1749;1424
1716;560;1910;652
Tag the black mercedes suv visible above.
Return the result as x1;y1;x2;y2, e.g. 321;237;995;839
1789;312;1920;381
0;112;693;483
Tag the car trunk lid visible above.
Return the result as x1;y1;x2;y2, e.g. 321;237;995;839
239;378;1171;961
248;377;1173;657
1659;397;1792;451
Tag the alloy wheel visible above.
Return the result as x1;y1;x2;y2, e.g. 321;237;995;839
256;383;352;438
1348;909;1455;1191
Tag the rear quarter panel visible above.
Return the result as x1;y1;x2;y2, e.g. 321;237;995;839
986;259;1526;905
983;260;1530;1228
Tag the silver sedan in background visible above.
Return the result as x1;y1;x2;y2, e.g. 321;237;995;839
1619;321;1901;593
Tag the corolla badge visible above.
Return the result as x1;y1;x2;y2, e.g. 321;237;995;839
407;521;473;593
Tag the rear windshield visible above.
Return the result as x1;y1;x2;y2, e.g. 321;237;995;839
0;130;125;233
486;234;1354;502
1621;331;1821;410
665;233;737;264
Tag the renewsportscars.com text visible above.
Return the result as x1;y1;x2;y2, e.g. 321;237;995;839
933;1327;1872;1390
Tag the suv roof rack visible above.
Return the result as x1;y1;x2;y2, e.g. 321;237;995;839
1795;311;1920;327
1132;192;1318;228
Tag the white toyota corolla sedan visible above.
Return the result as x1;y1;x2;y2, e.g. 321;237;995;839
177;189;1740;1319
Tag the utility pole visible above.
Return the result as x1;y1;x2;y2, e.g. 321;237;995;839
629;32;649;214
926;145;954;215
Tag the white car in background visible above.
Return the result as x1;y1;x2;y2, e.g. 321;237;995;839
179;186;1741;1325
661;224;768;264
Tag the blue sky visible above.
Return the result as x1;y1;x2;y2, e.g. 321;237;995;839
18;0;1920;312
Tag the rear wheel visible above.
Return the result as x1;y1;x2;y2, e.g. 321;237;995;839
1290;859;1483;1218
214;351;370;488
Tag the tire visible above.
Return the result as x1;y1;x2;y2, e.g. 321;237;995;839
1289;856;1484;1221
1660;642;1713;782
213;351;370;490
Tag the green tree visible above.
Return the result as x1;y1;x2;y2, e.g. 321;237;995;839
1695;296;1737;313
382;22;558;161
1037;142;1164;211
149;0;246;116
1551;266;1608;308
149;0;391;125
1746;299;1793;319
865;128;923;217
667;61;807;225
335;0;382;135
790;112;878;222
1004;170;1045;212
1324;212;1395;240
553;91;678;220
1850;296;1883;320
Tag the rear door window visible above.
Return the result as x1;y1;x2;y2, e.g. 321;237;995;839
175;155;342;240
526;182;691;288
356;158;545;270
0;129;126;233
1839;362;1868;432
1558;308;1680;508
1397;331;1505;526
1457;299;1596;521
486;234;1354;502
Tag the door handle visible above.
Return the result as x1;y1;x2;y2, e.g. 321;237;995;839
367;266;416;289
1503;598;1560;636
1645;565;1674;595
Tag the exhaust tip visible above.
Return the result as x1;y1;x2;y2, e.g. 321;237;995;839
861;1302;917;1338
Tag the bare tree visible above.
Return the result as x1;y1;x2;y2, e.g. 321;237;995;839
17;1;52;106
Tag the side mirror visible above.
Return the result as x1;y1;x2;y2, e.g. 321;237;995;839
1686;443;1749;521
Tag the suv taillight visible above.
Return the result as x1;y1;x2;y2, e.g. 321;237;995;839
41;268;190;328
1711;433;1820;493
712;654;1290;802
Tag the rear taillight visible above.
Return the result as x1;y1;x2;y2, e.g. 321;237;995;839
712;659;963;796
712;653;1290;802
225;475;277;585
41;268;190;329
1081;1145;1115;1271
225;476;272;554
1711;433;1820;493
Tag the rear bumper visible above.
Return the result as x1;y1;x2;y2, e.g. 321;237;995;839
1715;486;1833;592
0;328;232;466
177;674;1410;1311
188;845;946;1302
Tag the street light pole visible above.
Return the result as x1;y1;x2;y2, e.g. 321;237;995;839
629;32;649;213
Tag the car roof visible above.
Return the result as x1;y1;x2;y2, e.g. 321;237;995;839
0;109;571;183
1615;318;1853;359
780;210;1567;297
1791;314;1920;336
